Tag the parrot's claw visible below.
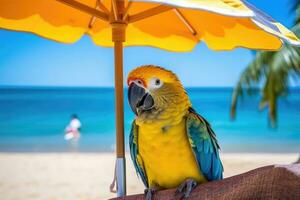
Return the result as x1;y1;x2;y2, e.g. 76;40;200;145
144;187;158;200
175;178;197;199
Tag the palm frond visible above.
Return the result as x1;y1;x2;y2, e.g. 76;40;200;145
230;51;275;119
231;45;300;127
260;73;278;127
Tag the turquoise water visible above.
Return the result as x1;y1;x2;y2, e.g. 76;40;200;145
0;87;299;152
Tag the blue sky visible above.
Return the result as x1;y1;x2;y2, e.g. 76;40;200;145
0;0;296;87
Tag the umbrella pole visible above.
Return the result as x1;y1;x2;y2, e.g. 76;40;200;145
114;39;126;197
112;13;127;195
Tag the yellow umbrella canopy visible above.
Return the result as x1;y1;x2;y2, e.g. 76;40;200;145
1;0;300;197
1;0;299;51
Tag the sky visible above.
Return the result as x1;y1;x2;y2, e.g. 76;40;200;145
0;0;296;87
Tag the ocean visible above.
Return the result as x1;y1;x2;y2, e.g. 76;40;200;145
0;87;299;153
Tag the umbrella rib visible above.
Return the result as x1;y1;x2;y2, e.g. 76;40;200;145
56;0;109;22
129;5;172;23
112;0;119;21
97;0;110;14
122;2;133;21
88;0;102;29
174;9;197;36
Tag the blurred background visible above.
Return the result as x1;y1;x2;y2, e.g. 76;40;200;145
0;0;299;200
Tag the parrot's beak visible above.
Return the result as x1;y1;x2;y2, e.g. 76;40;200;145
128;82;154;116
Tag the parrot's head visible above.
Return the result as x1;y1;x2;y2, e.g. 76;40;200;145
127;65;191;123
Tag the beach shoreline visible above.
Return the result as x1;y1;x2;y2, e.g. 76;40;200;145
0;152;298;200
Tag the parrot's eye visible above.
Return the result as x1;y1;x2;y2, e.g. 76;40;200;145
155;79;160;86
149;77;163;89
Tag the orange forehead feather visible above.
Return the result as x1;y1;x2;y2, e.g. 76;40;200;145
127;65;179;86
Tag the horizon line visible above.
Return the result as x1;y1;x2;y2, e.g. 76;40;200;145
1;85;300;90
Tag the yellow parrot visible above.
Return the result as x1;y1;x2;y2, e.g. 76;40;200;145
127;65;223;200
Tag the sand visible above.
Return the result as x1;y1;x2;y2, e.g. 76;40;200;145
0;153;298;200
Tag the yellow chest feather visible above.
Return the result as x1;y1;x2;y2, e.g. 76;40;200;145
138;119;206;188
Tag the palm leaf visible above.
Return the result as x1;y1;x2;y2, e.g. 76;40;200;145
231;45;300;127
230;51;275;119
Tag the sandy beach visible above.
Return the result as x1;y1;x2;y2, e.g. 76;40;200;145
0;153;298;200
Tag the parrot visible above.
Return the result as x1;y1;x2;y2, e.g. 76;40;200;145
127;65;223;200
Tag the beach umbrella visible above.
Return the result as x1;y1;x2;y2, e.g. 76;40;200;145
1;0;299;197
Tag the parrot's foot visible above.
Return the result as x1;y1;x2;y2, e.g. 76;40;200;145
144;187;158;200
175;178;198;199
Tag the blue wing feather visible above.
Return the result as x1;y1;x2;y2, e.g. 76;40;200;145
186;108;223;181
129;120;148;187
